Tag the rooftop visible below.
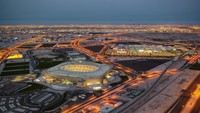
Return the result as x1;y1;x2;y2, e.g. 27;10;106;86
45;61;111;78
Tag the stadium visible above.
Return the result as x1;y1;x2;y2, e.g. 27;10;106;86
39;61;112;90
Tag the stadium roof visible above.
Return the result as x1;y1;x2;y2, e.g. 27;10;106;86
45;61;111;78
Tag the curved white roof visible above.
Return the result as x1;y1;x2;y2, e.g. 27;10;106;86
45;61;111;78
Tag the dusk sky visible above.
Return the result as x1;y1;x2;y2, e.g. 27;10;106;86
0;0;200;24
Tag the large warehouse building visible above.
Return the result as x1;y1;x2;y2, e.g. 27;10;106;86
38;61;112;90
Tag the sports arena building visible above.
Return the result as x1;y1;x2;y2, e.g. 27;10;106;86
38;61;112;90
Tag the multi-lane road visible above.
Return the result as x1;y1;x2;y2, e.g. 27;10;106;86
1;34;199;113
60;37;140;113
166;51;200;113
61;37;200;113
70;38;136;75
0;35;44;64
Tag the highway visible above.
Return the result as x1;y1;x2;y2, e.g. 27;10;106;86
117;55;182;113
60;38;139;113
164;52;200;113
62;40;200;113
0;35;44;64
166;74;200;113
188;51;200;65
1;34;199;113
61;38;183;113
61;63;179;113
70;38;136;75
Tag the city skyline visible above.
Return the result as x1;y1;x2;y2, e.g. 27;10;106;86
0;0;200;113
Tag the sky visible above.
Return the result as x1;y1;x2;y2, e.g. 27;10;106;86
0;0;200;25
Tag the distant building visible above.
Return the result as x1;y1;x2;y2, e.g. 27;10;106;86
68;52;87;61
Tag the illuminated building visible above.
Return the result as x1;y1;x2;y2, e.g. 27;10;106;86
6;51;23;59
39;61;111;90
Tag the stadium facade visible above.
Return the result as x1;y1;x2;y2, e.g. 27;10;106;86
40;61;112;90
